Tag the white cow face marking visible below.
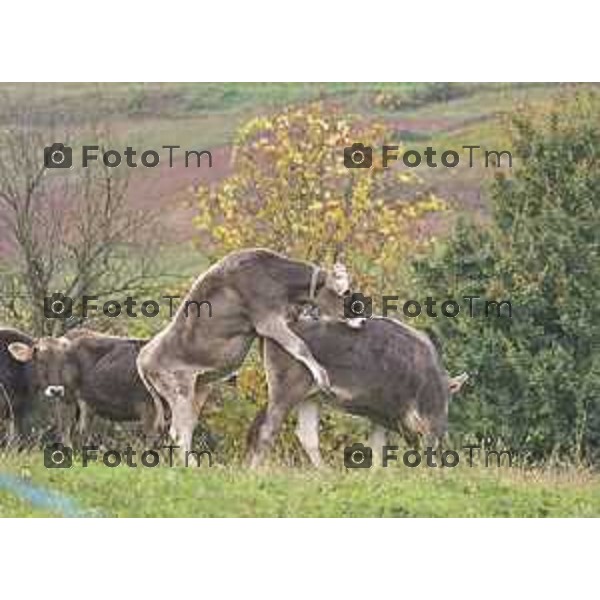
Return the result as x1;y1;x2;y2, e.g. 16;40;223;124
44;385;65;399
329;262;351;296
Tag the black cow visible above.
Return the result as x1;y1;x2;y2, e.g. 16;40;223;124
0;327;34;438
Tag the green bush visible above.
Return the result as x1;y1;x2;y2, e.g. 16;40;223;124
414;92;600;464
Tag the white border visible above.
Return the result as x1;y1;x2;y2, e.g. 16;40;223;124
0;1;597;81
1;519;597;599
1;1;597;595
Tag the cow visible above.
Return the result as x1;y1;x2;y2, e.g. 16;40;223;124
137;248;351;454
0;327;35;439
7;329;161;445
247;316;468;468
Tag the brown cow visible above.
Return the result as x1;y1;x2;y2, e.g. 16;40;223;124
8;329;159;445
248;316;468;467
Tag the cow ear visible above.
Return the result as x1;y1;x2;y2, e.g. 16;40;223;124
8;342;34;363
328;262;351;296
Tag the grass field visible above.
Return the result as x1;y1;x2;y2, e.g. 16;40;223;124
1;453;599;517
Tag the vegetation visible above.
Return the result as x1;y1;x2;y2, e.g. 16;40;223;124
191;91;600;470
1;453;599;517
195;102;444;292
415;91;600;464
0;82;534;120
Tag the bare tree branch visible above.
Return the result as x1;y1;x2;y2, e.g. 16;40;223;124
0;96;162;336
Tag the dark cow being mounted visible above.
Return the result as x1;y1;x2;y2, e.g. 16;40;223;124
248;316;468;467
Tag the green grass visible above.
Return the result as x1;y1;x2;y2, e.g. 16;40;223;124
0;488;54;517
1;453;599;517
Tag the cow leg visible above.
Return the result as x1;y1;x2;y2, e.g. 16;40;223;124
175;381;214;465
7;402;20;444
294;400;323;468
6;417;15;441
0;387;19;446
248;336;314;468
141;401;165;448
368;424;387;468
54;400;73;448
154;370;198;461
170;404;196;463
423;432;441;453
246;408;266;460
191;378;213;419
248;401;293;469
5;411;17;449
402;427;421;452
75;398;91;446
255;317;331;392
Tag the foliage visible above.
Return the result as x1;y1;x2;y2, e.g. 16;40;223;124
373;82;473;111
415;92;600;463
195;102;444;296
0;107;159;337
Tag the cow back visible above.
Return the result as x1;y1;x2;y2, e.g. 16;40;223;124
288;317;449;432
75;336;151;421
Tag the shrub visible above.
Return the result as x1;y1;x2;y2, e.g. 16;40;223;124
415;92;600;464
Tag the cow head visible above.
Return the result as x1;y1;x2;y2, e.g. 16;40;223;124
327;262;351;296
8;337;79;400
312;262;352;318
403;372;469;445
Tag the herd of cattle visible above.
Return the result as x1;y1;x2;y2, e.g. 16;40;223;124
0;248;468;466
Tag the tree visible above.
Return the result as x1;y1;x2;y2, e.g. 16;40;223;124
415;91;600;463
0;99;159;336
195;103;444;299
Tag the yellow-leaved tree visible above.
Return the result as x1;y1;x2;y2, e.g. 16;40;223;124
195;103;444;295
